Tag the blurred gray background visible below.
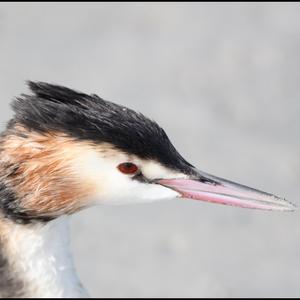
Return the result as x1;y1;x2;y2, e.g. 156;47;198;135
0;2;299;297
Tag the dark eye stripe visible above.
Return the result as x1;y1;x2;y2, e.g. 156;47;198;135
132;172;150;183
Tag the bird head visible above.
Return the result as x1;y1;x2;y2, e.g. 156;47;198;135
0;82;294;223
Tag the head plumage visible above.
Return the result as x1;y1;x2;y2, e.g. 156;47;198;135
10;81;192;173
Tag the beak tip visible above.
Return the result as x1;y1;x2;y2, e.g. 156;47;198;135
284;201;297;212
272;195;297;212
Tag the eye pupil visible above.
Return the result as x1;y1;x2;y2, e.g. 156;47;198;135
117;162;138;175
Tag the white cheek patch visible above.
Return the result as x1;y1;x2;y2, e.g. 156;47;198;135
72;147;185;205
74;148;128;182
140;160;187;181
98;180;180;205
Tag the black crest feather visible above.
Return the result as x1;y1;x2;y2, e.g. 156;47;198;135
11;81;192;172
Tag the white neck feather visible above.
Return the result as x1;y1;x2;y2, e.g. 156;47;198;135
1;217;88;298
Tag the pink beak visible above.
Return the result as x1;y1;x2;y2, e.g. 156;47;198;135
158;170;295;211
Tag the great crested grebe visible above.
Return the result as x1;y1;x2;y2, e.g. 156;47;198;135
0;82;295;298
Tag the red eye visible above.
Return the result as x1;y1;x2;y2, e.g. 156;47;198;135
117;162;139;175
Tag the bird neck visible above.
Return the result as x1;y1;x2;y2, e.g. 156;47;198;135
0;216;88;298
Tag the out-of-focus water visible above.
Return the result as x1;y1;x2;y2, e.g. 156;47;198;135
0;2;299;297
